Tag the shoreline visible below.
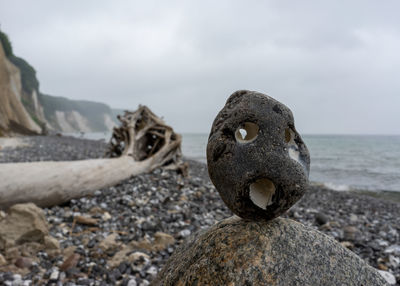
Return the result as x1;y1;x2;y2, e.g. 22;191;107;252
1;135;399;201
0;135;399;285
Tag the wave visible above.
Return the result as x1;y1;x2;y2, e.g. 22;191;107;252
320;182;351;191
311;181;400;202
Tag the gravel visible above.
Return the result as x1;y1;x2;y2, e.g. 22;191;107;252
0;135;399;285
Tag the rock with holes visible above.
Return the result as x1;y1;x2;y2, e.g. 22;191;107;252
152;217;386;286
207;90;310;221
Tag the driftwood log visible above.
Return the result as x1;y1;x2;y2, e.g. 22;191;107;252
0;105;187;209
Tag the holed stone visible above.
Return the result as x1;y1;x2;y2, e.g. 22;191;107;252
207;90;310;221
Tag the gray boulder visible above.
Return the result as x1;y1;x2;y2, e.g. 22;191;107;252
207;90;310;221
152;217;386;286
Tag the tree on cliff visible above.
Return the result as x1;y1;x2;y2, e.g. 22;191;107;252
0;29;13;57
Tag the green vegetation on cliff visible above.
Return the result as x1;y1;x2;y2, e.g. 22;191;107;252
0;29;117;133
0;30;39;95
1;29;43;132
0;30;13;58
9;56;39;95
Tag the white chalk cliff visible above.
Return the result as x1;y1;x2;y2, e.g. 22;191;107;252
0;33;118;136
0;44;41;135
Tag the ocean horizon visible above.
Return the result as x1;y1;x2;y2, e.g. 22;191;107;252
68;132;400;195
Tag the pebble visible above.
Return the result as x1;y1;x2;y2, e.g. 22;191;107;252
60;254;80;271
0;253;7;266
12;279;23;286
343;226;359;241
44;236;60;249
384;245;400;255
378;270;396;285
375;239;389;248
340;241;354;249
3;272;14;281
102;212;112;221
179;229;191;238
127;279;137;286
349;214;358;223
49;269;59;281
315;212;329;225
0;135;399;285
14;257;32;269
388;255;399;268
146;266;158;277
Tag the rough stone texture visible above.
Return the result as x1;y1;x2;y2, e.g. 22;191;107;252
152;217;387;286
0;253;6;266
60;253;80;272
153;232;176;251
207;90;310;220
0;203;48;250
99;233;120;251
44;235;60;250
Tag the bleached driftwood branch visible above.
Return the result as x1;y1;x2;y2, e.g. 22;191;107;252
0;105;187;209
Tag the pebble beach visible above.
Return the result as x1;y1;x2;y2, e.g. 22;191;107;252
0;136;399;285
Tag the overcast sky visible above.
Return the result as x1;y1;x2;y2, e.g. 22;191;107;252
1;1;400;134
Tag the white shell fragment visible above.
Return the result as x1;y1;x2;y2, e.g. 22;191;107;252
249;178;276;209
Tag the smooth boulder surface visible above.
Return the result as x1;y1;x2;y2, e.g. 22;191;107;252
207;90;310;221
152;217;386;286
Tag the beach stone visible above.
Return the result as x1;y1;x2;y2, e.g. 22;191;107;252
60;253;80;272
127;279;137;286
343;225;359;241
128;251;150;263
207;90;310;221
0;203;48;250
12;274;23;285
62;246;77;258
44;236;60;250
14;257;32;269
49;269;59;281
384;245;400;255
102;212;112;221
388;255;400;268
4;246;20;259
152;216;386;286
378;263;388;271
74;215;98;226
378;270;396;285
99;233;120;251
109;244;150;268
340;241;354;249
349;213;358;223
0;253;6;266
315;212;329;225
153;232;175;251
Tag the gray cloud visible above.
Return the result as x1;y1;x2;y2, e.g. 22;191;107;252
1;0;399;134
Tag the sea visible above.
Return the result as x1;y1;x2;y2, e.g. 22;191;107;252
71;132;400;196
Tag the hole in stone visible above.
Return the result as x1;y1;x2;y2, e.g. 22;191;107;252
249;178;276;210
235;122;259;143
285;127;301;164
